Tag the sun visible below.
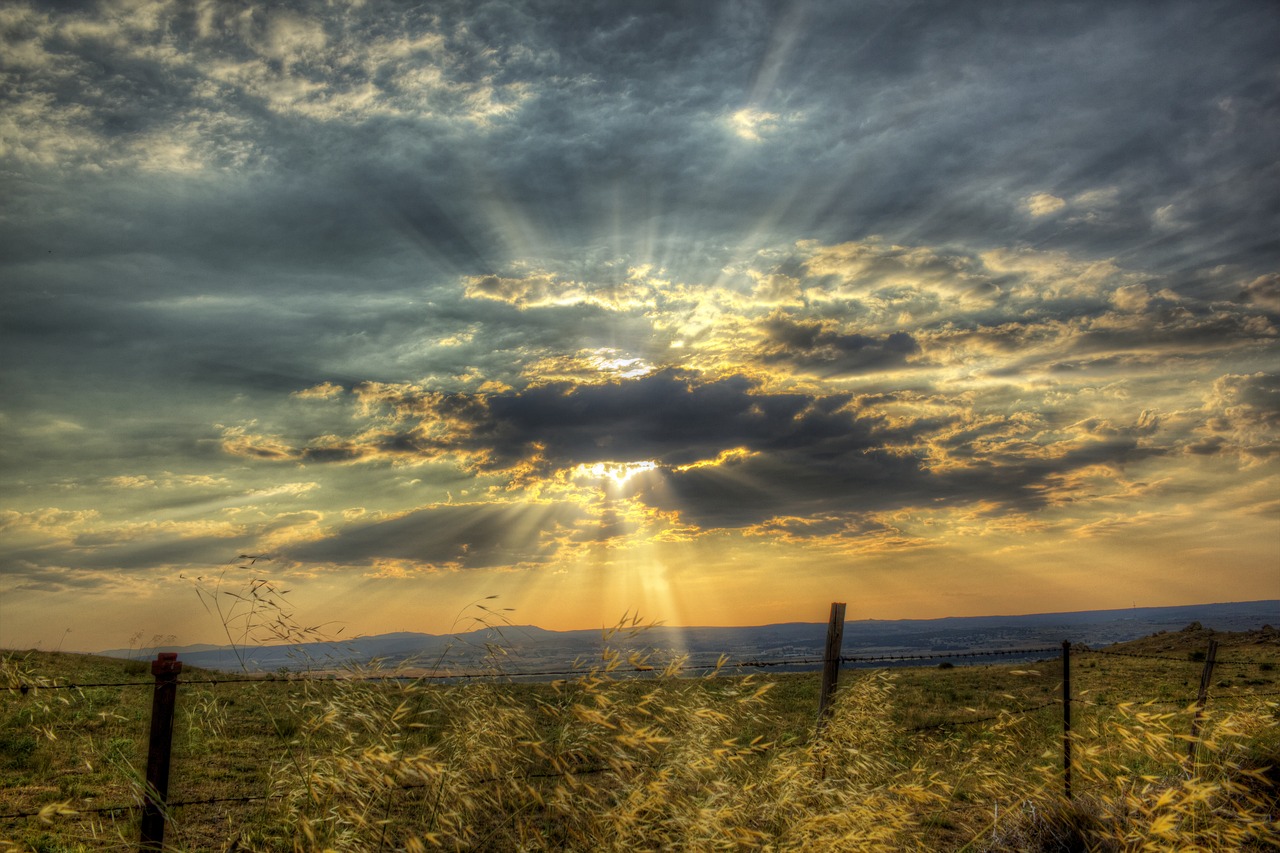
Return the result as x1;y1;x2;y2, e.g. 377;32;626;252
575;460;659;487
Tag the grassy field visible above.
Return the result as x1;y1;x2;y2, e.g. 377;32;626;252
1;625;1277;851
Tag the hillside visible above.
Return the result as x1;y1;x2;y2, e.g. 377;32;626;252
1101;621;1280;657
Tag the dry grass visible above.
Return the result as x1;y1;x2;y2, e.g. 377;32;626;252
2;576;1276;851
237;655;950;851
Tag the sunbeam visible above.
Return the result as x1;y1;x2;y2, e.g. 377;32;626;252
2;0;1276;651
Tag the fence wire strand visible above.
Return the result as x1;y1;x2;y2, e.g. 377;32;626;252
1075;647;1272;667
2;645;1078;694
0;793;278;822
909;699;1059;732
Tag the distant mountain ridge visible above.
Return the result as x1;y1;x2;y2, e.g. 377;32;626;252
98;600;1280;674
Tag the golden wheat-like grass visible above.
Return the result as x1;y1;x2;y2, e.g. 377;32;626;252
3;573;1276;851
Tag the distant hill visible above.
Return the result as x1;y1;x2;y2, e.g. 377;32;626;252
96;599;1280;674
1099;621;1280;656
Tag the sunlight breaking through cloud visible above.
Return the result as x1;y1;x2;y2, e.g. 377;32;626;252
2;0;1277;649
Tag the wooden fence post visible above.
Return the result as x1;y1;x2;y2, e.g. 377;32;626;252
817;602;847;729
140;652;182;852
1061;640;1072;801
1188;638;1219;762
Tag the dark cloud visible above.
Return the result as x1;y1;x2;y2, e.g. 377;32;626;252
287;501;586;569
757;315;920;375
257;369;1175;532
5;0;1276;278
632;447;925;529
634;423;1163;529
460;371;872;470
1241;274;1280;313
269;371;876;474
0;531;255;576
1224;373;1280;427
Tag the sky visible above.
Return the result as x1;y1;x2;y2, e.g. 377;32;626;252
2;0;1278;653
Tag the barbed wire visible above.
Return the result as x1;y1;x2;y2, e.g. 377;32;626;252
1074;688;1280;709
5;642;1274;694
177;676;287;685
1076;697;1187;708
0;647;1069;693
0;801;136;821
170;793;273;808
1;681;153;693
312;645;1066;679
909;699;1059;732
0;792;280;822
0;677;290;693
1075;647;1270;667
1213;689;1280;702
844;647;1061;663
1210;659;1278;669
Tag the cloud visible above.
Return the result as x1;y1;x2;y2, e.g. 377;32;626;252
219;425;297;461
0;0;530;172
107;475;157;489
219;365;1178;539
104;473;233;491
294;382;344;400
1;564;156;595
0;507;100;537
0;516;250;580
246;482;320;500
1025;192;1066;217
462;266;660;311
756;314;920;376
800;239;1005;305
286;500;586;570
1241;274;1280;312
727;107;782;141
742;513;906;546
1195;372;1280;460
1025;187;1121;223
1110;284;1152;313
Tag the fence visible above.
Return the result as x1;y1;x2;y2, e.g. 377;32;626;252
2;603;1277;850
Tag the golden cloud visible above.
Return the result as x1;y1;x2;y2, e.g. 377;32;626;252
1024;192;1066;217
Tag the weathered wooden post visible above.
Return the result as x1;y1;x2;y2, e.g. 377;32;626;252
140;652;182;852
1061;640;1072;801
1188;638;1219;762
817;602;847;729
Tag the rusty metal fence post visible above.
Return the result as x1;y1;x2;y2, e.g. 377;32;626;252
140;652;182;852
